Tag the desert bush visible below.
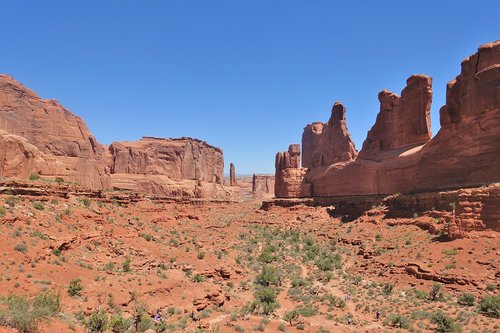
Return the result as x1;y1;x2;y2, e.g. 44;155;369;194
283;309;299;325
85;309;108;332
192;273;206;283
255;265;279;287
14;244;28;254
29;174;40;181
0;291;61;333
388;313;411;329
382;283;394;295
296;304;318;317
122;257;131;272
197;251;206;260
32;201;44;210
251;287;279;315
140;233;152;241
0;206;5;217
68;278;83;296
457;293;475;306
431;310;462;332
315;252;342;271
54;177;64;183
429;283;444;301
478;295;499;318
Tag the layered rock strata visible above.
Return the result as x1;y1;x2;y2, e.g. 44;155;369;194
274;41;500;234
0;75;237;200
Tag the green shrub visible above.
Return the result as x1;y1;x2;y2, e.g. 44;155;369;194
32;201;44;210
192;273;206;283
140;233;152;241
14;244;28;254
431;310;462;332
296;304;318;317
457;293;475;306
429;282;444;301
382;283;394;295
0;206;5;217
0;291;61;333
85;309;108;332
388;313;411;329
29;174;40;181
122;257;131;272
68;278;84;297
54;177;64;183
283;309;299;325
197;251;206;260
486;284;497;292
255;265;279;287
32;290;61;316
109;313;131;333
251;287;279;315
315;253;342;271
478;295;499;318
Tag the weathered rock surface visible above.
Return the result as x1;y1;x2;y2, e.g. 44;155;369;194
358;75;432;159
0;74;236;200
273;41;500;234
301;122;323;168
252;174;274;198
415;41;500;191
229;162;237;186
0;75;109;188
306;102;357;167
275;145;309;198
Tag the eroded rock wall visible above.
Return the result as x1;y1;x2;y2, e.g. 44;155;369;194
0;75;234;199
275;41;500;205
252;174;275;198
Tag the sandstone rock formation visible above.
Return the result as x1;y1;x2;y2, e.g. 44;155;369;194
252;174;274;198
301;122;323;169
0;74;237;200
415;41;500;191
0;75;109;188
358;75;432;159
275;144;309;198
229;163;237;186
308;102;358;167
275;41;500;209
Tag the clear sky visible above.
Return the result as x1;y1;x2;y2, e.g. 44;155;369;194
1;1;499;175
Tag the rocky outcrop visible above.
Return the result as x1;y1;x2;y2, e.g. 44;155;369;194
415;41;500;191
0;74;236;200
275;145;309;198
301;122;323;168
229;163;237;186
0;75;109;188
307;103;357;167
358;75;432;159
252;174;274;198
273;41;500;234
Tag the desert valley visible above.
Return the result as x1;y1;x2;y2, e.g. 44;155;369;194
0;39;498;333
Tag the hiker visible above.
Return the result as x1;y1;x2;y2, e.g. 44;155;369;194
376;311;380;320
153;308;163;322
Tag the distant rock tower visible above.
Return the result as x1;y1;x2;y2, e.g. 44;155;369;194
229;162;237;186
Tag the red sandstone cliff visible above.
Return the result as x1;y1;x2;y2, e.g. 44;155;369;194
0;75;237;199
275;41;500;199
415;41;500;190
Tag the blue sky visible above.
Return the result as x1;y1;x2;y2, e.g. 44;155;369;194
1;1;499;174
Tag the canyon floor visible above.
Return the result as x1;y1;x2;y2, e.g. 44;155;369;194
0;184;498;333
